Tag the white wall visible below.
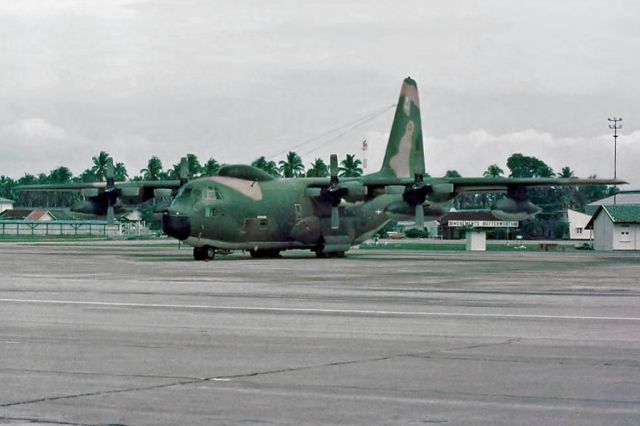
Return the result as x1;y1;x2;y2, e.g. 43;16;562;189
593;213;613;251
613;224;639;250
0;202;13;214
594;213;640;251
567;209;593;240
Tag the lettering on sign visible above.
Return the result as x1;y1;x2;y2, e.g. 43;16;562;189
448;220;518;228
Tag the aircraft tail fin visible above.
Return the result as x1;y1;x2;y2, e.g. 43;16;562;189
375;77;425;178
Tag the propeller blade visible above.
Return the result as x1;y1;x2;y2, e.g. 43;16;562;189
331;206;340;230
330;154;338;182
179;157;188;184
415;204;424;229
106;158;115;186
106;205;115;226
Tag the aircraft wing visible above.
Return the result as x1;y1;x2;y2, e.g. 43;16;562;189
16;182;108;192
438;177;627;194
16;180;183;192
359;176;626;190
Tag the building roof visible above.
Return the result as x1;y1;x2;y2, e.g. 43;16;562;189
585;204;640;229
0;208;82;221
587;190;640;207
24;209;52;221
0;197;15;204
0;209;31;220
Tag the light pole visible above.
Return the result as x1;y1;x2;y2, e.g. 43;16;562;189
608;117;622;204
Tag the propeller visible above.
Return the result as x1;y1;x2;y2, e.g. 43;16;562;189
104;157;117;225
327;154;342;230
178;157;189;187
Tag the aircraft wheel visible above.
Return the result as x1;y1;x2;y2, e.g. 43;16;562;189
314;249;345;258
193;247;205;261
203;245;216;261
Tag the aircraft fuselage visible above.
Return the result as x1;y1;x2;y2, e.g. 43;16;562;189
163;176;403;256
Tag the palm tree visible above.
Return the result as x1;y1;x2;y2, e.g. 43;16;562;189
279;151;305;177
114;162;128;181
77;168;98;183
306;158;329;177
91;151;111;182
48;166;73;183
252;157;280;177
483;164;504;178
557;166;575;179
140;156;163;180
338;154;363;177
203;158;221;176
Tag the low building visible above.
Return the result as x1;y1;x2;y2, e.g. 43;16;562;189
565;209;593;240
585;205;640;251
0;198;14;214
585;190;640;215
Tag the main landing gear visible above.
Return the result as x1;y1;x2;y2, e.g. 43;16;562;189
193;245;216;261
313;248;345;258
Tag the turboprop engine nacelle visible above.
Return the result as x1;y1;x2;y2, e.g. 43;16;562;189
384;201;446;222
491;197;541;221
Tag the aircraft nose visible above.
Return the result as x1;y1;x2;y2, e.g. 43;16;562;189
162;211;191;240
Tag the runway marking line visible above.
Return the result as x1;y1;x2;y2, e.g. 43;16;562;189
0;297;639;322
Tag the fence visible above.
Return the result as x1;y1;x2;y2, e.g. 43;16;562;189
0;220;114;236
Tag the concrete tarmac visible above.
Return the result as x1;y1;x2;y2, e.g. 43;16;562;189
0;241;639;425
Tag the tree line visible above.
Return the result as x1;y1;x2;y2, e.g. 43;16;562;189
0;151;616;222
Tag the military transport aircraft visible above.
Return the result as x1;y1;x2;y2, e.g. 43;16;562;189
162;77;625;260
17;157;190;224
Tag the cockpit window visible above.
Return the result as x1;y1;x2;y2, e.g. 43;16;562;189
204;186;223;200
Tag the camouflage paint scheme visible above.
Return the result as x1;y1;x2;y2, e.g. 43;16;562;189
162;78;625;260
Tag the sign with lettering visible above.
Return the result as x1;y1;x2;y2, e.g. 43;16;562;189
448;220;518;228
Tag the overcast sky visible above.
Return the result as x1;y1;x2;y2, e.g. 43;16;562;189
1;0;638;187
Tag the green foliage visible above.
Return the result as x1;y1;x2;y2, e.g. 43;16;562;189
554;221;569;239
507;153;554;178
0;175;16;200
338;154;363;177
252;156;281;177
483;164;504;178
186;153;202;178
404;228;427;238
444;170;461;178
306;158;329;177
91;151;111;182
375;220;397;237
557;166;574;178
279;151;305;177
140;156;163;180
203;158;220;176
113;163;128;181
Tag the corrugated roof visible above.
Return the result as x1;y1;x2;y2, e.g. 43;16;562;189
0;209;32;220
602;205;640;223
587;191;640;207
585;204;640;229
